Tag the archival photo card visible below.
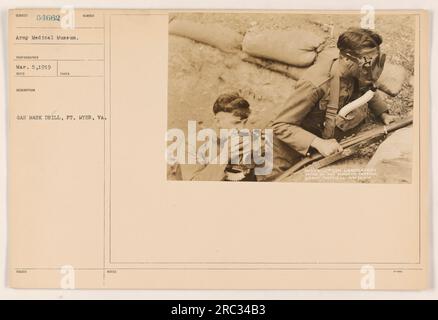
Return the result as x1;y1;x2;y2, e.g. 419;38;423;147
8;9;429;290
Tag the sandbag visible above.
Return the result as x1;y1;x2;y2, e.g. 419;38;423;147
376;63;407;96
169;19;243;53
241;53;306;80
242;29;325;67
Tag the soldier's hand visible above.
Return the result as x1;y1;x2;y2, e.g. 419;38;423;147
227;138;251;163
311;137;343;157
380;112;397;125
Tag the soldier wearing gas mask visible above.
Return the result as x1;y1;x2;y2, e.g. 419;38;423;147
261;28;397;181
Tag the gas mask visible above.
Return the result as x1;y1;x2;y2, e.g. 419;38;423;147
343;48;386;84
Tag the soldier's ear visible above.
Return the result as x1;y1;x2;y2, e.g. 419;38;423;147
214;115;221;126
343;55;356;67
340;55;358;76
379;53;386;68
339;54;349;66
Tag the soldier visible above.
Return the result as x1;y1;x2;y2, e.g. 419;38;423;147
260;28;398;181
171;92;260;181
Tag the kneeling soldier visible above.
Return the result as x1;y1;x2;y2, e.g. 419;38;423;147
261;28;397;181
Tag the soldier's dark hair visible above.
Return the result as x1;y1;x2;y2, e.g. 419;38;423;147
213;92;251;120
337;28;382;55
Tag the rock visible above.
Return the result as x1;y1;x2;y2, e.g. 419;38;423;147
365;126;413;183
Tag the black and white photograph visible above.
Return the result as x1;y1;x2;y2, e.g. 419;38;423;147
167;12;416;183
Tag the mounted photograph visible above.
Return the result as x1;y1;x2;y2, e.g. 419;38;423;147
167;12;416;183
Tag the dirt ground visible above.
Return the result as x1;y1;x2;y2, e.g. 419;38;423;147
167;13;415;182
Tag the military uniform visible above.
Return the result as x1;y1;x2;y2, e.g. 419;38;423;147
259;49;388;181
